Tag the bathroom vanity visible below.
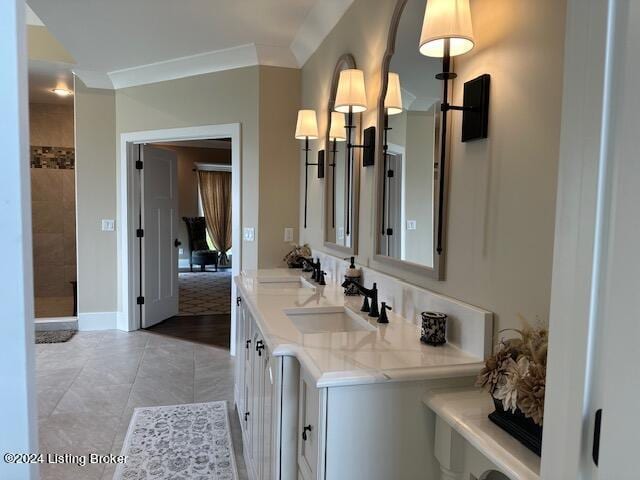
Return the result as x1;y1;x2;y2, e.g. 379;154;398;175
234;265;492;480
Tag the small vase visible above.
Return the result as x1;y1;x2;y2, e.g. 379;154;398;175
420;312;447;345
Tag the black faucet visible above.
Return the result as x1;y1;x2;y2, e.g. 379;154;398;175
312;259;322;282
378;302;392;324
341;279;379;318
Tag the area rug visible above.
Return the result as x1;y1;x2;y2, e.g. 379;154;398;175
179;270;232;315
35;330;76;344
114;401;238;480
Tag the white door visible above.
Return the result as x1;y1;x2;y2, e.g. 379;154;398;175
141;145;179;328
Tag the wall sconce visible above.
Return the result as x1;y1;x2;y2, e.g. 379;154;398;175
334;69;376;168
381;72;403;236
334;69;375;235
328;111;346;228
295;109;319;229
419;0;490;253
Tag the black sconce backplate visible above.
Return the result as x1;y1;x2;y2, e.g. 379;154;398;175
461;74;490;142
317;150;325;179
362;126;376;166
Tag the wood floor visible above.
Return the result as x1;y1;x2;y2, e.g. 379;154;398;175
145;314;231;349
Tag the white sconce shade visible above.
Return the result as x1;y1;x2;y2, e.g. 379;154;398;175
329;112;347;142
384;72;403;115
419;0;475;57
295;109;319;139
334;69;368;113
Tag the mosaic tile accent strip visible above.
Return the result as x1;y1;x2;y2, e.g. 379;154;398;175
30;146;75;169
114;401;238;480
179;269;232;315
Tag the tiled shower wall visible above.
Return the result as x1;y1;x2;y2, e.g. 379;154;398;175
31;155;76;302
29;102;76;316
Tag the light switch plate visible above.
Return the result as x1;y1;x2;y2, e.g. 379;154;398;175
101;219;115;231
178;247;184;255
243;227;255;242
284;227;294;242
407;220;417;231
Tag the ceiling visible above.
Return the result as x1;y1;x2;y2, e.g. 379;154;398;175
28;60;74;105
389;0;441;111
26;0;354;89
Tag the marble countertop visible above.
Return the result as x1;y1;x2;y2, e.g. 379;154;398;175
423;387;540;480
236;269;485;388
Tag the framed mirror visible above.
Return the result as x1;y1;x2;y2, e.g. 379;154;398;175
374;0;449;280
324;54;361;254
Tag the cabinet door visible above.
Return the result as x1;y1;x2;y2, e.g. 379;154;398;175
248;329;263;467
261;352;276;480
234;298;245;413
297;368;324;480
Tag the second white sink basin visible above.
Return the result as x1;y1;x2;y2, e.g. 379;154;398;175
284;306;376;334
256;276;316;291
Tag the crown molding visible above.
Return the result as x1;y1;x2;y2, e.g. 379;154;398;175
104;43;296;90
72;69;114;89
290;0;355;67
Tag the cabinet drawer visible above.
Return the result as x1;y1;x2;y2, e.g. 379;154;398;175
297;368;325;480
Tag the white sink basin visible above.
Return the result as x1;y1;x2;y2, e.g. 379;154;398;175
284;306;376;334
256;276;316;291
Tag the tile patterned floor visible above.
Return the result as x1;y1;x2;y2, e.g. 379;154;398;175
179;269;232;316
36;329;247;480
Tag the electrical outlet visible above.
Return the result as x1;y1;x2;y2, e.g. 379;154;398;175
337;227;344;240
407;220;417;230
101;219;115;231
284;227;294;242
243;227;255;242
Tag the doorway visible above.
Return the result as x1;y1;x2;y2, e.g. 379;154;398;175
28;62;78;323
118;124;242;354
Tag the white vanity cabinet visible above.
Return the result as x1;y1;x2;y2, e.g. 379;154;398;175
235;297;279;480
235;297;300;480
234;287;487;480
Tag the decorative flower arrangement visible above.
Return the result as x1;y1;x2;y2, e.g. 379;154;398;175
476;318;548;426
283;243;312;268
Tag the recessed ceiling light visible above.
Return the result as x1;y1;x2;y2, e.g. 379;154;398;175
51;88;73;97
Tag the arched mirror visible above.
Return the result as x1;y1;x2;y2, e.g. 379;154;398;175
375;0;448;280
324;54;361;254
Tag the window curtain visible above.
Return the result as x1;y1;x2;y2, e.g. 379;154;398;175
198;170;232;264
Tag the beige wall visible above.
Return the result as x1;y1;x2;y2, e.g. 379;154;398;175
73;66;301;315
115;67;260;276
29;103;74;148
74;81;117;314
300;0;566;339
258;66;301;268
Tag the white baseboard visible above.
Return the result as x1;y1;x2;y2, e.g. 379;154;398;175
78;311;117;331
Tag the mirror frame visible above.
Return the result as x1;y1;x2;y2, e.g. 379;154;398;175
373;0;451;280
324;53;361;255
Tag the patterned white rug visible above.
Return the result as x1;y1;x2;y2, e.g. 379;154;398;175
179;270;232;315
114;401;238;480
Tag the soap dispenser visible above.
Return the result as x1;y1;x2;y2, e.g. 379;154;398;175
343;256;361;296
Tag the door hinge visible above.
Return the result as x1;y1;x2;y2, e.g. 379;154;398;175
236;296;242;306
387;169;394;178
386;228;393;236
136;228;144;238
593;408;602;466
136;296;145;305
135;160;143;170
